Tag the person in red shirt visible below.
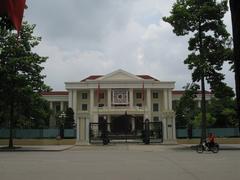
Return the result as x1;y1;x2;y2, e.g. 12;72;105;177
207;133;215;148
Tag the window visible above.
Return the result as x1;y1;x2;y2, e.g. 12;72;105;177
99;92;104;99
82;104;88;111
153;116;159;122
82;93;88;99
136;92;142;99
153;92;158;99
153;103;159;112
136;103;142;107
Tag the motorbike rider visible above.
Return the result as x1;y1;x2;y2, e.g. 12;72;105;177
206;133;215;149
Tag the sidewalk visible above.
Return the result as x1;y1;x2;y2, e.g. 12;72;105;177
0;145;73;152
217;144;240;150
1;143;240;152
183;144;240;151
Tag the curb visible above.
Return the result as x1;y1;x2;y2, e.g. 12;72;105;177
0;145;74;152
190;145;240;151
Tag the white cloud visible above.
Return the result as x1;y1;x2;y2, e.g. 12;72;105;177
25;0;234;91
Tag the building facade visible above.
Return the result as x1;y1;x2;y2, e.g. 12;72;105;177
42;69;212;144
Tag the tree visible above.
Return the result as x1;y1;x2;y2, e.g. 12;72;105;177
0;20;49;148
16;94;51;129
192;112;216;128
175;83;200;128
163;0;232;142
65;108;75;129
208;83;237;127
230;0;240;132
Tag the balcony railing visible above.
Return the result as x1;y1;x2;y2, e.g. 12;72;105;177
93;106;146;112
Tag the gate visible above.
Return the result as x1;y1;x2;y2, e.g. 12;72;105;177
89;121;163;144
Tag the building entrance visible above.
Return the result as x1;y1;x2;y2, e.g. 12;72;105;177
89;115;163;144
111;115;131;134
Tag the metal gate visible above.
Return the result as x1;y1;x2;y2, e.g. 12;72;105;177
89;121;163;144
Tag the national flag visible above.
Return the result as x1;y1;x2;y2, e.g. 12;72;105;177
0;0;26;33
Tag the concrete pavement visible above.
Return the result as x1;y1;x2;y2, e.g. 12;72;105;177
0;144;240;180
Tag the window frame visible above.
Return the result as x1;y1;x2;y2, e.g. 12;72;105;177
136;92;142;99
153;92;158;99
153;103;159;112
82;104;88;111
82;93;88;99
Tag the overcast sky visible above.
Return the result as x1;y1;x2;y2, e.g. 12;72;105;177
24;0;235;91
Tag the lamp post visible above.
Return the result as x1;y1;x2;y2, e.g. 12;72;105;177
58;112;66;139
102;116;109;145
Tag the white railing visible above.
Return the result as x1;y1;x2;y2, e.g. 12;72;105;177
93;106;146;112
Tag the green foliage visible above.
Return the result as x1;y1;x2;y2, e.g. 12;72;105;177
193;112;216;128
211;82;235;99
65;108;75;128
163;0;232;87
0;21;51;129
175;83;200;128
208;85;237;127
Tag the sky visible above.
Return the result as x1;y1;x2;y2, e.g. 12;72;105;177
24;0;235;91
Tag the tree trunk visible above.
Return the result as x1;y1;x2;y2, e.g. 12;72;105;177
201;76;207;143
198;14;207;143
230;0;240;133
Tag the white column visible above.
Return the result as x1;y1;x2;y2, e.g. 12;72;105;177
93;113;98;123
168;89;172;110
129;88;133;108
90;89;94;111
80;118;85;141
77;117;89;145
198;100;201;108
144;114;149;120
131;118;135;131
73;90;77;123
49;101;55;127
108;88;111;108
50;101;53;110
76;117;80;141
162;117;167;140
60;101;64;111
164;89;168;111
172;116;176;140
107;115;111;131
167;117;173;140
85;118;89;143
146;88;151;120
68;90;73;108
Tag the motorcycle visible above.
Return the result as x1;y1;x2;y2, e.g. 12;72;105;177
196;142;219;153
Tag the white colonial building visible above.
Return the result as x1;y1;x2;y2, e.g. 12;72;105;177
42;69;212;144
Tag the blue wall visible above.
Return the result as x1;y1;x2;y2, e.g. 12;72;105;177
1;128;238;139
176;128;239;138
0;129;76;139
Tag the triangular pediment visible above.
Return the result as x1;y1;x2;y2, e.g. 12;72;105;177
98;69;143;81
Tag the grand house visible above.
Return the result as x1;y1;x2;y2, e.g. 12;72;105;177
42;69;212;144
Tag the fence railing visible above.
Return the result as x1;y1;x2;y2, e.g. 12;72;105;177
0;129;76;139
176;128;240;138
1;128;239;139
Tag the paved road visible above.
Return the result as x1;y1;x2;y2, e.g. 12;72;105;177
0;144;239;180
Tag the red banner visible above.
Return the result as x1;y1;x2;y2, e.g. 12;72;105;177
0;0;26;33
97;83;100;103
